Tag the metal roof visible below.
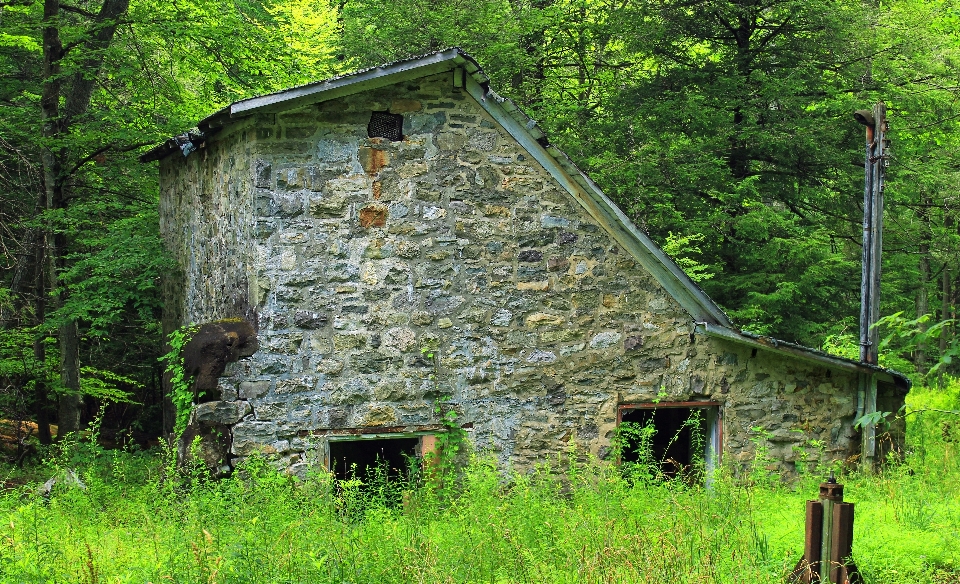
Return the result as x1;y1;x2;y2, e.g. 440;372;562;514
141;48;912;389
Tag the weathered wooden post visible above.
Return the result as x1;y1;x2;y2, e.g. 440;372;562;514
854;103;888;471
789;473;860;584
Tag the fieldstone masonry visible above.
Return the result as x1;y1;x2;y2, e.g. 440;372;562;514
158;67;904;477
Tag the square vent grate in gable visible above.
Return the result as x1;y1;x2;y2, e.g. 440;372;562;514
367;111;404;141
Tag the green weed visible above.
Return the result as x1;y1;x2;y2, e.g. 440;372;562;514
0;382;956;583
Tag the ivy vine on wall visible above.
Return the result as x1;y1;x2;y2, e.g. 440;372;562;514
159;324;200;439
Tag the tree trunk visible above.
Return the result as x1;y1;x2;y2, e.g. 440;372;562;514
917;248;929;373
942;213;957;384
58;321;82;433
33;225;52;445
38;0;131;436
916;194;931;374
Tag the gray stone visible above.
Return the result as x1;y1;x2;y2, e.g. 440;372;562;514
589;331;622;349
526;350;557;364
194;401;251;425
254;159;272;188
232;421;281;456
518;250;543;263
239;381;271;399
294;310;328;329
541;215;571;229
316;138;358;162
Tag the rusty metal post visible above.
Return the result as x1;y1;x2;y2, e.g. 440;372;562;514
790;475;860;584
830;502;857;583
788;472;863;584
802;500;824;580
819;476;843;581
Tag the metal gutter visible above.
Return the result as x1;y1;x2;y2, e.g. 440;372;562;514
695;322;911;391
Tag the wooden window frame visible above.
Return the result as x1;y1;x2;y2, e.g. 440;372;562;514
617;401;723;481
319;430;439;474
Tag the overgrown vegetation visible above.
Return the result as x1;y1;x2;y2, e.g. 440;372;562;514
158;323;199;439
0;382;956;583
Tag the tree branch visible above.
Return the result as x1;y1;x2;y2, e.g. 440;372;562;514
65;140;155;177
63;0;131;126
59;3;97;18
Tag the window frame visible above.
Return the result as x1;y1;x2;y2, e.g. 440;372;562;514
616;401;723;481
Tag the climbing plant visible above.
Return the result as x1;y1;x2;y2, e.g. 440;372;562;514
424;397;468;497
158;324;199;439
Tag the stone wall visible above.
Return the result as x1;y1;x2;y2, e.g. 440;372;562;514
159;71;880;476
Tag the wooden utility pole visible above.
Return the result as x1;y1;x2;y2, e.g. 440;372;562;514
854;103;887;470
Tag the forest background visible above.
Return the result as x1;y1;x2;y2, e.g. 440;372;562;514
0;0;958;447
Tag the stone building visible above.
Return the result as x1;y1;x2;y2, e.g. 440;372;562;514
142;49;909;479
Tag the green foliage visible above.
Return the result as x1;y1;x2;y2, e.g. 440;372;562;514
1;400;959;583
0;296;133;453
424;397;468;497
77;367;137;404
821;328;861;361
336;0;960;356
903;379;960;469
158;324;199;438
662;232;716;283
0;0;346;442
613;419;659;483
876;312;960;381
48;207;171;336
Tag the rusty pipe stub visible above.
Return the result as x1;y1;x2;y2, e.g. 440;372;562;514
819;481;844;501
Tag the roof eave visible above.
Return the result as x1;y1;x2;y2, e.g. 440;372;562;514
141;48;480;164
695;322;912;391
229;48;473;117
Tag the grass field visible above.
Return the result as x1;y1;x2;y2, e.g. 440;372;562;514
0;384;957;583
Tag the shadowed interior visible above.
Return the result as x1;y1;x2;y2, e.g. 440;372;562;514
329;437;420;481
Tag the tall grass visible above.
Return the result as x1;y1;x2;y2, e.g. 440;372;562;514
0;383;957;583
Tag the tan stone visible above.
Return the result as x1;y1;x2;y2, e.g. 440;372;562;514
360;262;379;285
525;313;564;327
382;327;416;352
317;358;344;375
483;205;511;217
333;333;365;350
517;280;550;291
389;99;422;113
362;405;397;426
280;249;296;271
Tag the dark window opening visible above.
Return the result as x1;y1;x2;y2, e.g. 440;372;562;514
328;437;420;482
368;111;404;141
618;404;720;482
